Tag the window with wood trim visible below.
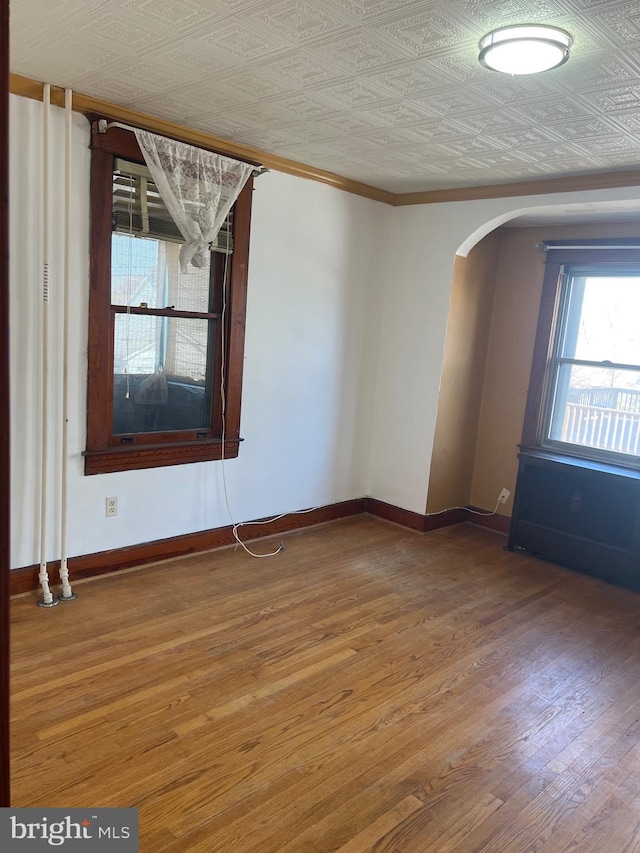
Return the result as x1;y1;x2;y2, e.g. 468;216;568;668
84;120;254;475
522;240;640;468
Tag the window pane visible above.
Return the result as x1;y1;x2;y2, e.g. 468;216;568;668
561;275;640;364
113;314;216;434
111;235;212;313
549;363;640;456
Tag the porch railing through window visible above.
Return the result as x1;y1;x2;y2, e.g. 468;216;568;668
561;392;640;456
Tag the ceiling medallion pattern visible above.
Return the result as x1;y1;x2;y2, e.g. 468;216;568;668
11;0;640;194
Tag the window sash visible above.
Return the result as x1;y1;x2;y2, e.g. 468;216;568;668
106;239;225;445
540;263;640;466
111;312;218;438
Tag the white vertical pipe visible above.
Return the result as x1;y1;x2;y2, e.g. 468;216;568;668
58;88;75;601
38;84;56;607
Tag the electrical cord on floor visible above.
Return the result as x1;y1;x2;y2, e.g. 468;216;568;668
229;505;322;558
426;497;503;517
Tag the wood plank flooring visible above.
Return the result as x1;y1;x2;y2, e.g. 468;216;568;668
10;516;640;852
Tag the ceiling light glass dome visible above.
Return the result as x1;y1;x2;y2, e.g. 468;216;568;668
479;25;572;75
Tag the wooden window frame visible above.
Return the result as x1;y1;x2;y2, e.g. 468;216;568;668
83;119;254;475
522;239;640;466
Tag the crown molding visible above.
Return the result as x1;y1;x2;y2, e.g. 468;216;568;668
10;73;640;207
393;170;640;205
9;74;396;206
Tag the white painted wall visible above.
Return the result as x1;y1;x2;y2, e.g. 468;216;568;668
12;92;640;567
367;187;640;514
9;95;389;569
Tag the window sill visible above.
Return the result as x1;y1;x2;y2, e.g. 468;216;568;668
519;445;640;482
83;438;241;475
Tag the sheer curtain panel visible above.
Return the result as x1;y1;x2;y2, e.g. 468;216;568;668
134;130;254;273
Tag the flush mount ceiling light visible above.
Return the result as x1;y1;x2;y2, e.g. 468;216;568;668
479;24;572;75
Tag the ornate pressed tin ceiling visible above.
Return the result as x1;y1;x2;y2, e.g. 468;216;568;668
10;0;640;194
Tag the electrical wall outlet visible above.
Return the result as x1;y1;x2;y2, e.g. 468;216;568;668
105;496;118;517
498;488;511;504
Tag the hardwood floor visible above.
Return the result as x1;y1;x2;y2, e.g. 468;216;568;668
10;516;640;852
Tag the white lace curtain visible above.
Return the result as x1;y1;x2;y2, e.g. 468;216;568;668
134;129;255;273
